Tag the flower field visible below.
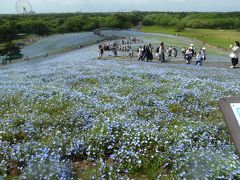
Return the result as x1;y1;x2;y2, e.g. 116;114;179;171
0;45;240;179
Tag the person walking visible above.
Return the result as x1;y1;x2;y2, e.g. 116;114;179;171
98;45;104;60
230;41;240;68
141;45;147;61
201;47;207;60
184;48;192;64
145;46;153;62
138;46;144;61
181;47;186;56
195;52;203;66
189;44;196;57
159;42;166;63
173;48;178;57
148;44;153;62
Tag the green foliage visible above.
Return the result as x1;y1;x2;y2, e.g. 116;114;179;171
169;104;185;113
175;22;185;32
142;16;155;26
0;12;239;45
18;20;50;35
0;23;18;42
62;16;86;32
1;41;21;56
142;12;240;30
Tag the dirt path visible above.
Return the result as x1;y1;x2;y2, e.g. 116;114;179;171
102;54;238;69
0;44;237;71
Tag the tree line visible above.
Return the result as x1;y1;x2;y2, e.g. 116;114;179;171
1;12;240;41
0;12;240;52
142;12;240;31
0;13;144;43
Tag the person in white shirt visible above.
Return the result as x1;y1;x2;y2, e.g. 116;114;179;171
189;44;196;57
201;47;207;60
182;48;186;56
167;46;173;57
230;41;240;68
195;52;203;66
184;48;192;64
159;42;166;63
138;46;144;61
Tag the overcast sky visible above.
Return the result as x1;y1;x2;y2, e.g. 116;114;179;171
0;0;240;14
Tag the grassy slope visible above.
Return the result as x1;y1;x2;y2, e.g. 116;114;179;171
0;35;38;52
142;26;240;49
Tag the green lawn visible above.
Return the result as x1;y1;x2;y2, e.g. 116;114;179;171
0;35;38;52
142;26;240;49
0;44;4;50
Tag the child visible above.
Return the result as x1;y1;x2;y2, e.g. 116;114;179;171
167;46;173;57
195;52;203;66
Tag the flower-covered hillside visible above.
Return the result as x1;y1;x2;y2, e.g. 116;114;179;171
0;45;240;179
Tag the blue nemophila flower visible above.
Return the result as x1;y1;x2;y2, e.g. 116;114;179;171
0;46;240;178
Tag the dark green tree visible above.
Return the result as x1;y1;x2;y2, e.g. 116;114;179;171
2;42;22;56
0;24;18;42
175;22;185;32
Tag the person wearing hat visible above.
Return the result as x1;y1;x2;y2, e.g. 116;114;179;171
159;42;166;63
189;44;196;57
201;47;207;60
189;46;194;57
229;41;240;68
181;47;186;56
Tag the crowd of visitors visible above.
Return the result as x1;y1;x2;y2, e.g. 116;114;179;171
98;37;142;59
98;39;210;67
2;33;238;69
181;44;207;65
137;44;154;62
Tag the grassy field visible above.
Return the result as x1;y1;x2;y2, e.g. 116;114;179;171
142;26;240;49
0;35;39;52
